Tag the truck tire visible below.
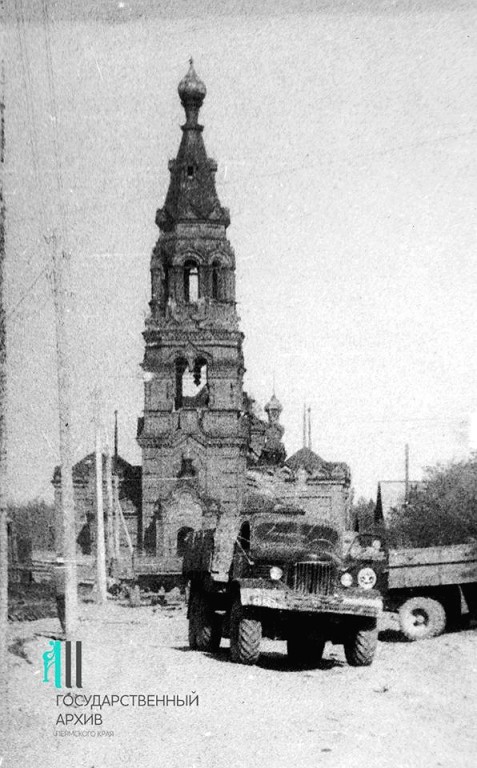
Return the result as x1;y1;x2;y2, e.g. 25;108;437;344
188;591;222;653
398;596;446;641
344;618;378;666
229;600;262;665
287;632;325;668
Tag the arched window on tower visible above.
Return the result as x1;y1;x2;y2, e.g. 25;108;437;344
175;356;209;410
184;260;199;302
177;526;194;557
211;261;220;300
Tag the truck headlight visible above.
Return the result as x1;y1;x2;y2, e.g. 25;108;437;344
357;567;377;590
269;566;283;581
340;572;353;587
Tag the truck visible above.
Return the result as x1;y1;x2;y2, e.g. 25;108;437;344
386;542;477;640
183;498;388;667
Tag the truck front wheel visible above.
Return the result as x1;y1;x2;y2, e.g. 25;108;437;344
344;618;378;666
188;591;222;653
398;596;446;641
229;599;262;665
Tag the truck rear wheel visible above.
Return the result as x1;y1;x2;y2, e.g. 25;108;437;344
188;591;222;653
344;618;378;666
229;599;262;665
398;596;446;641
287;631;325;668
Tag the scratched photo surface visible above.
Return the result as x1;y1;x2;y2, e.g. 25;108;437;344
3;1;477;767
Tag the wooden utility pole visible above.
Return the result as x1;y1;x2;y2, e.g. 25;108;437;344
404;443;410;504
94;391;107;603
51;240;78;638
0;56;9;735
113;474;120;561
112;410;120;561
114;408;118;467
104;439;114;565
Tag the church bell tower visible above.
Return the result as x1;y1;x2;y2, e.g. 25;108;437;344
138;61;247;557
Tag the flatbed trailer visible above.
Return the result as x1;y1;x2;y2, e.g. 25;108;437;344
33;553;182;591
386;542;477;640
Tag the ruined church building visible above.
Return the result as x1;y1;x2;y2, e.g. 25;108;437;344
136;62;352;561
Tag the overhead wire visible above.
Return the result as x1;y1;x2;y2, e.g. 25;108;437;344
41;0;68;247
6;265;49;322
14;0;45;226
10;0;53;321
9;0;71;326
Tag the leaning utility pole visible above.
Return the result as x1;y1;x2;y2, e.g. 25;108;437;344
0;56;9;734
51;240;78;638
94;391;107;603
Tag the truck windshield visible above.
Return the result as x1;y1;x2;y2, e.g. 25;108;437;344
344;533;386;560
254;521;339;548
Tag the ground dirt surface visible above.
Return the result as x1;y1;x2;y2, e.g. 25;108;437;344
4;600;477;768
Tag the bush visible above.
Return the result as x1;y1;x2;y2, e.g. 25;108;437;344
387;455;477;547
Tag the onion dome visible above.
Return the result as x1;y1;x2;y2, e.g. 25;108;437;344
178;59;206;125
155;60;230;232
265;393;283;417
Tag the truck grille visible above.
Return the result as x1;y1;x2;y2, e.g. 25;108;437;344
292;561;336;596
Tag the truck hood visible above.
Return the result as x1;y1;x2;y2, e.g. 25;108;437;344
249;518;340;563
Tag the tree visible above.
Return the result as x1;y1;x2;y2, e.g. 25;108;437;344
387;455;477;547
351;496;376;532
8;500;55;554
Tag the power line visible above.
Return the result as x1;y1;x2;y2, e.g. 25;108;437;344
8;289;51;327
13;0;51;278
41;0;68;247
5;265;49;322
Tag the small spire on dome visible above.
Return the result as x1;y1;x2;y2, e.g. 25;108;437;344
178;59;206;127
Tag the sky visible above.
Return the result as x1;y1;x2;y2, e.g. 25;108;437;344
3;0;477;502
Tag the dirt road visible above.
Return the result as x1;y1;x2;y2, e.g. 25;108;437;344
4;602;476;768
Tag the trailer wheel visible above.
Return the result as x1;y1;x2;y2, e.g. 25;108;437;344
287;631;326;668
398;596;446;641
229;599;262;665
188;591;222;653
344;618;378;666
